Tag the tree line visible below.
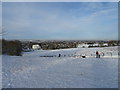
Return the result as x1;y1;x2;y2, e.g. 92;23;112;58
1;39;119;56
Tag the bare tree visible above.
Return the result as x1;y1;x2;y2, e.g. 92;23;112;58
0;26;2;36
0;26;6;36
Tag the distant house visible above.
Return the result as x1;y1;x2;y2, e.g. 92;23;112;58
32;44;41;50
92;43;100;47
103;43;108;46
77;43;89;48
77;43;101;48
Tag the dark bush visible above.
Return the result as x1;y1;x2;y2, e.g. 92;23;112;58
2;39;22;56
0;40;2;55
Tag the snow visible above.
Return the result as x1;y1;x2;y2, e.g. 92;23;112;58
2;46;118;88
0;55;2;89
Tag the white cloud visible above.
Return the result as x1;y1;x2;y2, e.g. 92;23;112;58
2;2;118;40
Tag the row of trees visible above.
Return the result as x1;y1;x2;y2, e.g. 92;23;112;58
1;39;119;56
22;40;119;50
1;40;78;56
40;41;77;50
22;41;77;50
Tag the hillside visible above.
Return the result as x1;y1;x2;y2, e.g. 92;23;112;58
2;46;118;88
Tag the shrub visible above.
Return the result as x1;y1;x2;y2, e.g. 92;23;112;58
2;39;22;56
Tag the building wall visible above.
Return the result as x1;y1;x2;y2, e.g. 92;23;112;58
77;44;89;48
32;45;41;50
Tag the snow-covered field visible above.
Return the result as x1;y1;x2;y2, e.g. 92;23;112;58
0;55;2;89
2;46;118;88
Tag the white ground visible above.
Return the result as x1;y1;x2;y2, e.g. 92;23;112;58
2;46;118;88
0;55;2;89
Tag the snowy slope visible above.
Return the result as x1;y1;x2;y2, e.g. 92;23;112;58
0;55;2;89
2;46;118;88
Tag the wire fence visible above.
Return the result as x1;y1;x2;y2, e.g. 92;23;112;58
39;51;118;58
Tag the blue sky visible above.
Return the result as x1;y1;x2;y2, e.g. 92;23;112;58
2;2;118;40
